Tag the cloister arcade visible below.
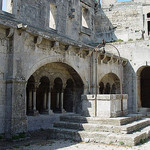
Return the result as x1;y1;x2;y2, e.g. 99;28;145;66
26;62;84;115
99;73;120;94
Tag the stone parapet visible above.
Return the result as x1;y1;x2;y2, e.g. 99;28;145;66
81;94;128;118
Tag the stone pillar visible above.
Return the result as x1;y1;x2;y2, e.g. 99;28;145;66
28;89;32;111
32;88;39;115
137;75;141;110
47;87;53;115
5;80;27;137
43;91;47;111
56;92;59;108
61;90;66;113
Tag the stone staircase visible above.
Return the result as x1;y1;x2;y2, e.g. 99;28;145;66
49;114;150;146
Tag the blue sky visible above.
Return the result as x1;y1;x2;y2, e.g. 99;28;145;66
2;0;6;11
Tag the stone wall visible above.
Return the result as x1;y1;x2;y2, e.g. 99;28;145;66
6;0;95;45
0;0;146;135
104;40;150;113
0;28;8;134
95;2;143;43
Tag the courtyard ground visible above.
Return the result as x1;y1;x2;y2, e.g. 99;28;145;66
0;138;150;150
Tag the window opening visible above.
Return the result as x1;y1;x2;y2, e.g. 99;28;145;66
49;3;57;29
2;0;13;13
82;7;90;28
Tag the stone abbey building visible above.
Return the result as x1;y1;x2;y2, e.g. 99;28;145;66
0;0;150;137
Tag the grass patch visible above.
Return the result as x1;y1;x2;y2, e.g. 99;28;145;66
140;138;148;144
0;135;3;140
109;141;113;145
128;39;133;41
136;38;143;41
119;141;124;145
12;132;25;140
111;39;124;43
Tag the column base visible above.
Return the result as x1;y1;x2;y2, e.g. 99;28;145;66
61;109;66;113
27;110;39;116
48;109;54;115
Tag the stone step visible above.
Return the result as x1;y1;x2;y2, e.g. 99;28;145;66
60;114;143;126
50;125;150;146
54;118;150;134
121;118;150;134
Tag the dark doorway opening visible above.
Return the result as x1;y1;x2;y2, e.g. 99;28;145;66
148;21;150;35
141;67;150;108
37;76;50;113
51;77;63;113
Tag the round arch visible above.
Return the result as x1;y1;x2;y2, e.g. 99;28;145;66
99;73;120;94
136;66;150;109
26;62;84;114
25;57;86;85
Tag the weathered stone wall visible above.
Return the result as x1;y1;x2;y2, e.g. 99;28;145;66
95;2;143;43
10;0;95;44
0;0;138;135
104;40;150;113
0;28;8;134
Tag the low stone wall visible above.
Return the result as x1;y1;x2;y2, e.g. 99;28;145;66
27;114;61;131
81;94;128;118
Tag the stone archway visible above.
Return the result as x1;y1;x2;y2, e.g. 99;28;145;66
26;62;84;115
99;73;120;94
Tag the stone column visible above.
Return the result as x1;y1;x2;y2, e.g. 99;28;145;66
28;89;32;111
43;91;47;111
61;88;66;113
47;86;53;115
137;75;141;110
56;92;59;108
32;88;39;115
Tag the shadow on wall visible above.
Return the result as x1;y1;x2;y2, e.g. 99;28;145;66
94;8;118;43
123;61;136;113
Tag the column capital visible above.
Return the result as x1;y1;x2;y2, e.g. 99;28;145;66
49;84;54;91
34;82;40;89
63;83;67;90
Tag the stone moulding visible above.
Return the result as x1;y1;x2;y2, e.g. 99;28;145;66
81;94;128;118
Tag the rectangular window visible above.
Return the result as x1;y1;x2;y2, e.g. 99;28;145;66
49;4;57;30
2;0;13;13
82;7;90;28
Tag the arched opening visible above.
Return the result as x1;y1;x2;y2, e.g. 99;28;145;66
26;62;84;115
104;83;111;94
111;83;116;94
26;75;35;115
147;13;150;18
51;77;63;113
141;67;150;108
64;79;74;112
36;76;50;113
99;82;104;94
99;73;120;94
